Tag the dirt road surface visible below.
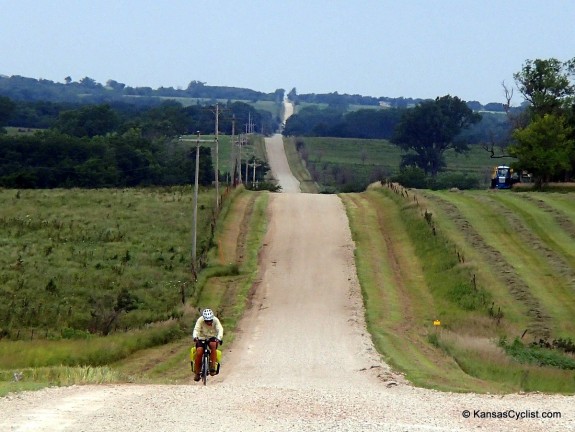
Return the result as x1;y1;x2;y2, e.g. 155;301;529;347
265;133;300;193
1;136;574;432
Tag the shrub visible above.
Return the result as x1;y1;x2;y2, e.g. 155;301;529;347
391;166;428;189
245;182;281;192
393;168;480;190
60;328;91;340
499;338;575;370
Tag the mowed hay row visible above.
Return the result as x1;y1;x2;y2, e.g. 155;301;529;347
423;190;575;340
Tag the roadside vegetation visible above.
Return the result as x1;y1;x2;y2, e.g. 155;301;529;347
282;137;320;193
343;184;575;393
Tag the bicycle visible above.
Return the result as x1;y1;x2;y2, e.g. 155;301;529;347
191;338;221;385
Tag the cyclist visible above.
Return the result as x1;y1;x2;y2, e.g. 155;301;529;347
192;308;224;381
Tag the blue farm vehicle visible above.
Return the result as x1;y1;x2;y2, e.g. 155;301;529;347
490;165;522;189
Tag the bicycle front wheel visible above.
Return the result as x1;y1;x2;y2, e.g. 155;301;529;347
202;353;209;386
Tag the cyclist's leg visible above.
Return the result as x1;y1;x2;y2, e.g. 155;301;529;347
194;345;204;377
208;340;218;372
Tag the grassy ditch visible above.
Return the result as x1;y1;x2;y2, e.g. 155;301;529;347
282;136;320;193
0;186;270;393
343;184;575;393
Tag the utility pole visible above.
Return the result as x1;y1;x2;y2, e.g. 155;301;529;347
244;135;249;184
214;103;220;209
245;112;255;134
250;157;260;188
231;115;236;186
192;131;200;276
188;131;217;276
238;133;243;185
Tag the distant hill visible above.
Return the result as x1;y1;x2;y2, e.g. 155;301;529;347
0;74;506;112
0;75;284;106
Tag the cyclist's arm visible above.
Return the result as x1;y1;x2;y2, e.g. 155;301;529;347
214;317;224;341
192;317;202;339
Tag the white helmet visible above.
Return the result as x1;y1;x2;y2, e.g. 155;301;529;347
202;308;214;321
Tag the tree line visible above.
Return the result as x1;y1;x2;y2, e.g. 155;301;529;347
1;97;277;137
284;106;403;139
0;98;274;188
0;75;284;105
286;87;506;111
0;73;507;113
284;101;512;142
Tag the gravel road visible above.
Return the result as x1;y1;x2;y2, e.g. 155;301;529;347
0;135;573;432
265;133;300;192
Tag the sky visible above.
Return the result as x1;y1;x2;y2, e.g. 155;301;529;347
1;0;574;105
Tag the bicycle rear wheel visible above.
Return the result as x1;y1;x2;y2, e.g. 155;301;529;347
202;352;209;386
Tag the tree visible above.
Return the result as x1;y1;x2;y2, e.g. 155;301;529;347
466;100;483;111
392;95;481;176
55;104;119;137
106;79;125;91
510;114;575;188
79;76;100;89
287;87;298;104
283;105;343;136
508;58;575;183
274;88;285;104
514;58;575;117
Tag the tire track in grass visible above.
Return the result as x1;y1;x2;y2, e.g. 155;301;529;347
343;194;400;323
363;191;435;333
232;192;258;267
422;191;552;339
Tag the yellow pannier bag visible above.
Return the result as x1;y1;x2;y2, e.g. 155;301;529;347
189;347;222;373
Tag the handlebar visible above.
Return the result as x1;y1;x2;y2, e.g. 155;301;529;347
194;337;222;344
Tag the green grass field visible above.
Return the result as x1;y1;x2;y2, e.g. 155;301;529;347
4;127;40;136
0;187;216;337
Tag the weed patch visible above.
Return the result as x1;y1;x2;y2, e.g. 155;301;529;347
500;338;575;370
